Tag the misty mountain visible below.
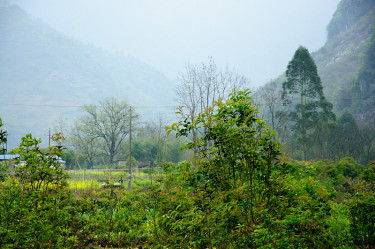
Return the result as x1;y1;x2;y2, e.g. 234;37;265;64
312;0;375;124
0;1;176;148
266;0;375;125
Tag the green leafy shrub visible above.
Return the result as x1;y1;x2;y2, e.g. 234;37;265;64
158;89;337;248
348;193;375;248
335;157;364;179
268;176;334;248
80;184;149;248
0;133;86;248
361;160;375;182
324;202;353;247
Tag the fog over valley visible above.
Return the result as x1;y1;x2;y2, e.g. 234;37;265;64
8;0;339;84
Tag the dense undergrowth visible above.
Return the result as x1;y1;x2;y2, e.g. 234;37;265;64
0;90;374;248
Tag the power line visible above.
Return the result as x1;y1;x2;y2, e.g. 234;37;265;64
1;96;374;109
332;96;375;101
2;103;178;109
255;95;375;106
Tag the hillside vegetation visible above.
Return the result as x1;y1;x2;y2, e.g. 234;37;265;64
0;0;375;247
312;0;375;124
1;91;374;248
254;0;375;165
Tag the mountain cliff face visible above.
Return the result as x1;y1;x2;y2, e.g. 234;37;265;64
260;0;374;125
256;0;375;126
326;0;375;40
311;0;375;125
0;2;175;148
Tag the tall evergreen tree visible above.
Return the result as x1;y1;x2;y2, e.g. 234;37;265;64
0;118;7;154
281;46;335;160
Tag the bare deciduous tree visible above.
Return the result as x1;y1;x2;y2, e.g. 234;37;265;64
69;121;100;168
146;115;169;165
175;57;249;145
256;81;283;130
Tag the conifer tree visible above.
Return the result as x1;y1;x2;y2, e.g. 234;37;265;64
281;46;335;160
0;118;7;154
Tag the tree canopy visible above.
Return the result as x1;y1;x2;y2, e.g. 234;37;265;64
0;118;6;154
281;46;335;160
71;97;133;165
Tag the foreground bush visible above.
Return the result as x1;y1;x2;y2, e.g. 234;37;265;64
0;93;374;248
156;90;332;248
0;134;85;248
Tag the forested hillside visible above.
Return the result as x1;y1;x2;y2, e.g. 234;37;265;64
312;0;375;124
267;0;375;125
0;2;175;148
255;0;375;164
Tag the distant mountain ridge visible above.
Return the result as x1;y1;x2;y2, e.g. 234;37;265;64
0;2;176;148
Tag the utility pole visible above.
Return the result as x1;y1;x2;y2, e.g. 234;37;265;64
128;106;132;191
48;128;51;147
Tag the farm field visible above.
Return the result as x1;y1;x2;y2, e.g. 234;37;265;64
67;168;162;192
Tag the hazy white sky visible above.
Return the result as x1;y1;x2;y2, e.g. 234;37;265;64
10;0;340;87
